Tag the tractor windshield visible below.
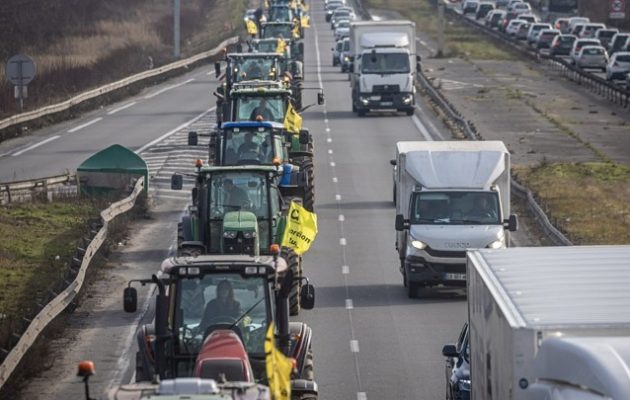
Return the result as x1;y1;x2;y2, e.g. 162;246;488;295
269;7;292;21
235;95;285;123
262;24;293;39
221;127;284;165
233;58;277;81
174;272;270;374
254;40;279;53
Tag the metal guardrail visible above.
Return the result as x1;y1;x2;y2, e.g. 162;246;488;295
0;177;145;390
0;172;77;204
0;36;239;134
446;6;630;108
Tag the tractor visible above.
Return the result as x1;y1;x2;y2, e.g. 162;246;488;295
260;21;304;62
121;253;317;399
170;164;306;315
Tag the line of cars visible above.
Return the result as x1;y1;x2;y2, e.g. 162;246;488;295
461;0;630;87
326;0;355;71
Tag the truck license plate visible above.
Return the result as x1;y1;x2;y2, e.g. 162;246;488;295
380;101;393;106
444;273;466;281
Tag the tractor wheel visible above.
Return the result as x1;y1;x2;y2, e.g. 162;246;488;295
301;159;315;212
301;347;315;381
135;351;147;382
177;222;201;257
282;248;301;316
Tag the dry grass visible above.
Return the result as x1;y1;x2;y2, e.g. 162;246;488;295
364;0;514;60
514;163;630;244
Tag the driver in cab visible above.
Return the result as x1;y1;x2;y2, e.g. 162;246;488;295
199;280;241;326
224;178;250;209
249;98;275;121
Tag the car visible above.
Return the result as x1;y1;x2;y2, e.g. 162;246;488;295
625;71;630;89
606;52;630;80
506;0;523;11
475;2;494;19
570;23;586;38
511;1;531;13
516;22;531;41
536;29;560;50
567;16;590;32
330;7;353;29
554;17;571;33
608;33;630;55
333;17;350;29
495;0;509;7
570;38;602;63
595;28;619;48
527;23;552;46
325;1;344;22
516;13;538;23
339;37;352;72
549;34;577;57
486;10;506;28
580;23;606;38
462;0;479;15
506;19;527;36
334;20;350;40
442;323;471;400
499;11;521;32
575;45;608;71
332;39;343;66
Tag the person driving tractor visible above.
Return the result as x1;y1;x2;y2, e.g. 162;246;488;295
196;280;242;335
224;179;250;209
249;98;275;121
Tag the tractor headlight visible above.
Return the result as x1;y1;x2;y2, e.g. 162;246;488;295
223;231;238;239
243;231;257;239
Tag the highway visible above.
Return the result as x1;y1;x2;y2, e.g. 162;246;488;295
10;1;544;399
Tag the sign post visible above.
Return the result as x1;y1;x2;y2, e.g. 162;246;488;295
6;54;36;113
609;0;626;20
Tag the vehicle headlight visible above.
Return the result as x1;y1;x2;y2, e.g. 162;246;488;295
243;231;257;239
458;379;471;391
487;237;505;249
359;96;369;105
402;94;413;104
223;231;238;239
344;56;349;62
411;240;427;250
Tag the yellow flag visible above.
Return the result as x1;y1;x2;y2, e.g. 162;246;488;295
283;103;302;134
300;15;310;28
265;325;292;400
246;19;258;36
277;38;287;55
292;24;300;39
281;201;318;255
264;0;270;8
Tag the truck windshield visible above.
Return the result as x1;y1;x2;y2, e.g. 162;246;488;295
410;191;501;225
361;53;410;74
222;127;278;165
175;273;270;359
235;96;285;123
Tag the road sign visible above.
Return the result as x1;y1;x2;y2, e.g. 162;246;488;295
610;0;626;19
6;54;36;86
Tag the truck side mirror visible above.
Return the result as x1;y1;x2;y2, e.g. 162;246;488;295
395;214;409;231
442;344;458;357
505;214;519;232
171;174;183;190
390;159;397;166
300;284;315;310
123;287;138;313
214;62;221;78
188;131;198;146
299;130;310;144
317;92;325;105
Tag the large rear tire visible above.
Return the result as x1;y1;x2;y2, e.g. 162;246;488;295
301;347;314;380
282;248;301;316
177;222;201;257
301;159;315;212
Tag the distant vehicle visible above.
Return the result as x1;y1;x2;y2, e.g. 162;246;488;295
500;11;522;32
567;16;590;32
486;10;506;28
536;29;560;50
475;2;495;19
334;21;350;40
580;23;606;38
594;28;619;48
549;34;577;57
462;0;479;15
608;33;630;55
495;0;509;7
527;23;552;46
554;17;570;33
339;37;351;72
606;52;630;80
570;38;601;64
516;14;538;23
511;2;531;13
575;45;608;71
325;0;344;22
333;17;350;30
570;23;586;37
332;39;343;66
506;19;527;37
506;0;523;11
442;323;471;400
330;8;353;29
516;22;531;41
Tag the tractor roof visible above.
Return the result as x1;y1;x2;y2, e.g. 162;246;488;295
222;121;285;130
160;255;287;275
199;164;281;174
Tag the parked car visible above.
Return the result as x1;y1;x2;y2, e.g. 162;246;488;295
506;19;527;37
608;33;630;55
475;2;494;19
575;45;608;71
442;323;471;400
580;23;606;38
554;17;571;33
595;28;619;48
570;38;602;63
332;39;343;66
550;34;577;57
606;52;630;80
536;29;560;50
486;10;506;29
462;0;479;15
527;23;552;46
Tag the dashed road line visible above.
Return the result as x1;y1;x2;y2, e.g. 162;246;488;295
144;78;195;99
350;340;360;353
11;135;61;156
340;238;347;246
342;265;350;274
107;101;137;115
345;299;354;310
67;117;103;133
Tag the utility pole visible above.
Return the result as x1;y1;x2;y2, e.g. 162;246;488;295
437;2;445;57
174;0;181;59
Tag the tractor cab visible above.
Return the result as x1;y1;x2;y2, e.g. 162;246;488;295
260;22;304;61
268;4;294;23
248;39;304;83
227;81;292;123
218;53;282;84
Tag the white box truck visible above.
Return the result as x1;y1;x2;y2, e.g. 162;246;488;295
467;246;630;400
349;20;419;116
393;141;518;298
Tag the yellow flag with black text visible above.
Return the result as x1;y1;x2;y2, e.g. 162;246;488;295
283;103;302;134
246;19;258;36
265;325;292;400
281;201;318;255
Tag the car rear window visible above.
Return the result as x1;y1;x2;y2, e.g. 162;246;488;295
617;55;630;62
583;48;603;55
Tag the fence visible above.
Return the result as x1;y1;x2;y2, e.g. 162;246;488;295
0;177;145;391
0;172;77;204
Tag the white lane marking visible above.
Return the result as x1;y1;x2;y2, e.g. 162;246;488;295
338;214;345;222
330;161;336;167
328;149;333;154
345;299;354;310
350;340;360;353
67;117;103;133
411;114;434;142
327;137;332;143
332;177;338;183
12;135;61;156
144;78;195;99
135;107;215;154
357;393;367;400
325;127;331;132
107;101;137;115
335;194;341;201
340;238;347;246
324;118;329;123
342;265;350;274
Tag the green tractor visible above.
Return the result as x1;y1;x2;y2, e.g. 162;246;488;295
260;21;304;62
120;254;318;399
171;164;306;315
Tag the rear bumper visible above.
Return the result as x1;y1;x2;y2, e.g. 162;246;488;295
404;255;466;286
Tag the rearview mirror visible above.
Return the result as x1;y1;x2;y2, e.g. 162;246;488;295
171;174;183;191
442;344;458;358
390;159;397;166
188;131;198;146
505;214;519;232
214;62;221;78
395;214;409;231
123;287;138;313
317;92;325;105
300;284;315;310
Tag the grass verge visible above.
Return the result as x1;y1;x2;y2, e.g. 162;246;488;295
513;162;630;244
363;0;514;60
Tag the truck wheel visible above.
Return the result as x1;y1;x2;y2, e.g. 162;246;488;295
177;222;201;257
301;159;315;212
135;351;147;382
393;184;396;206
357;108;367;117
283;248;301;316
